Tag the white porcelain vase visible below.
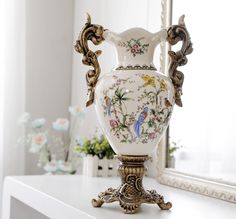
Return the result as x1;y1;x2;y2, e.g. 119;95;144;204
75;15;192;157
94;29;174;155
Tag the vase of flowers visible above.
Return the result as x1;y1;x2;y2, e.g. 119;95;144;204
17;106;86;174
74;134;117;177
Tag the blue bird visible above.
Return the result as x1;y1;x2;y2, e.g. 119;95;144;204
134;107;148;138
104;96;111;116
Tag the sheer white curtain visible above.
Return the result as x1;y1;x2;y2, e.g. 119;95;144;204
0;0;25;205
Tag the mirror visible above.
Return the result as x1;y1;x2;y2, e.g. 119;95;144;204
158;0;236;202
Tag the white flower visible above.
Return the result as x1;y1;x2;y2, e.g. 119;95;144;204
69;106;86;118
52;118;69;131
57;160;73;172
18;112;31;124
30;133;47;153
44;160;58;173
31;118;46;129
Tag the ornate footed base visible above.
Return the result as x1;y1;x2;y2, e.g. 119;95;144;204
92;155;172;214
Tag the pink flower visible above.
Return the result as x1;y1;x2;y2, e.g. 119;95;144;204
133;44;139;49
52;118;69;131
109;119;118;128
131;48;136;53
148;132;156;140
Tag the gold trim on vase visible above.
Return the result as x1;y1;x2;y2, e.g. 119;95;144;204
115;64;157;71
74;14;105;107
92;155;172;214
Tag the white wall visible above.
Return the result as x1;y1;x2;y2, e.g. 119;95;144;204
25;0;74;174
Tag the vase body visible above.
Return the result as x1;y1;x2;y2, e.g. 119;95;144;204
94;28;175;156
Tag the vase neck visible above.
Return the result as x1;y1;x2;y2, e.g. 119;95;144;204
103;28;167;70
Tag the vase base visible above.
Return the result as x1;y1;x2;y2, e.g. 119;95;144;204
91;155;172;214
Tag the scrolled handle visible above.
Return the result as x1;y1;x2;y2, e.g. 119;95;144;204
74;14;105;107
167;15;193;107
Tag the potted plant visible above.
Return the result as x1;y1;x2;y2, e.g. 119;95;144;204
74;134;117;177
168;139;182;168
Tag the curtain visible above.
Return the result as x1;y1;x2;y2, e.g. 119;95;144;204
0;0;25;206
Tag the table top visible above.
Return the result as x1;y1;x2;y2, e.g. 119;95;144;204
4;175;236;219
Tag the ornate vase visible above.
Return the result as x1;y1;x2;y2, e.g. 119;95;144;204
75;14;193;214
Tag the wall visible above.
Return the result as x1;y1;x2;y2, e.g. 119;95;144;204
25;0;74;174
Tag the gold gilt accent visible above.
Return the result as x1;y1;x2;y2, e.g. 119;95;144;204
167;15;193;107
74;14;105;107
116;64;157;71
92;155;172;214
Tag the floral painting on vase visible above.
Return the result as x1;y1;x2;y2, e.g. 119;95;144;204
101;73;174;144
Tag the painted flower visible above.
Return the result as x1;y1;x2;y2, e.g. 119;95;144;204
31;118;46;129
69;106;86;118
141;75;156;88
131;48;136;54
159;79;167;91
118;37;149;57
18;112;31;124
52;118;69;131
30;133;47;153
148;132;156;140
109;119;118;128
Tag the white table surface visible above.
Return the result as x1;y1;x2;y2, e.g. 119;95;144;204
2;175;236;219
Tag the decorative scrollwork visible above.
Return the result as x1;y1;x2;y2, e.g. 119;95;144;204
92;155;172;214
167;15;193;107
74;14;105;107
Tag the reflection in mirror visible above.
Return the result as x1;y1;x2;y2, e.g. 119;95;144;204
167;0;236;185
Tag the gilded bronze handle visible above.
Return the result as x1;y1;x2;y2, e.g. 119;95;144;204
167;15;193;107
74;14;105;107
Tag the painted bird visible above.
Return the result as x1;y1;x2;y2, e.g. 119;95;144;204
134;107;149;138
104;96;111;116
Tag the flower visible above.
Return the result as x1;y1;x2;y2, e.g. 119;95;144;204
30;133;47;153
159;79;167;91
133;44;139;49
131;48;136;54
31;118;46;129
52;118;69;131
57;160;73;172
141;75;156;88
18;112;31;124
148;132;156;140
44;160;58;173
69;106;86;118
109;119;118;128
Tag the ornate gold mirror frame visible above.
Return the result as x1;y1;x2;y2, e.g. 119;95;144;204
158;0;236;203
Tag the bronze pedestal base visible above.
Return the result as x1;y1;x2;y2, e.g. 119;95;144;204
92;155;172;214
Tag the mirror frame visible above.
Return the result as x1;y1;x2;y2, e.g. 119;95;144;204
158;0;236;203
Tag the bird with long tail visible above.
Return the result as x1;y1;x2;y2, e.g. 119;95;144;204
134;107;149;138
104;96;111;116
